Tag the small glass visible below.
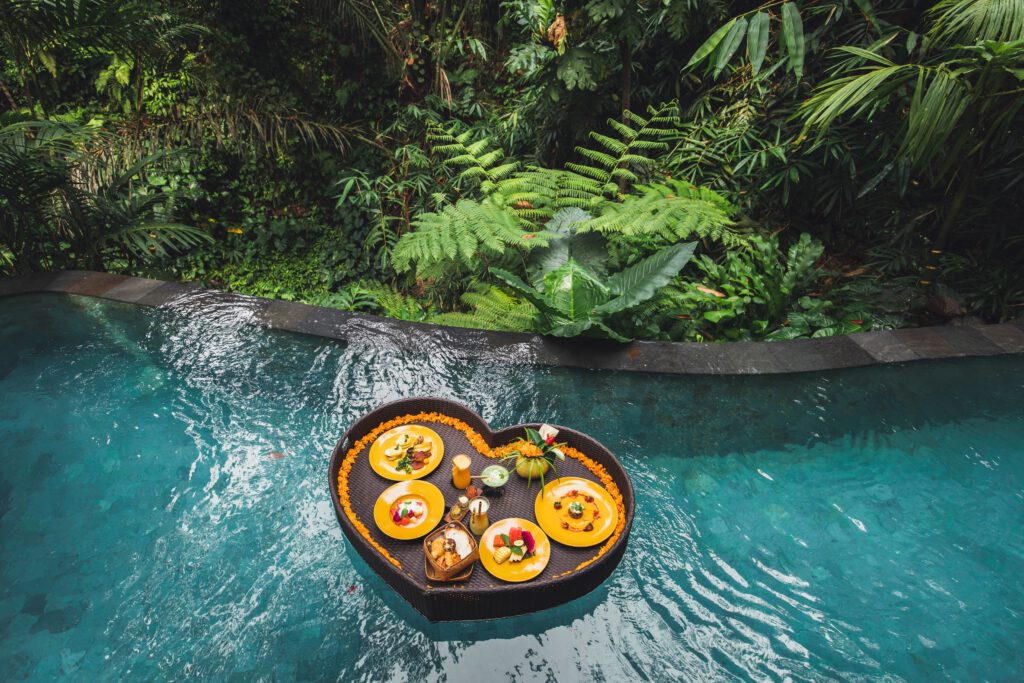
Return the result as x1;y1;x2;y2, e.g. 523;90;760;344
452;454;472;489
468;497;490;536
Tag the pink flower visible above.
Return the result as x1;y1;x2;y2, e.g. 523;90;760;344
538;424;559;444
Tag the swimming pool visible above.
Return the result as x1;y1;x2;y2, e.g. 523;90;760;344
1;292;1021;681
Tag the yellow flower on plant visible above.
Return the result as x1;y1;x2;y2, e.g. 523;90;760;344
227;227;243;234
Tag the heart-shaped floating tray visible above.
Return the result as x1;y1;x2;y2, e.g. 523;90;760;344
328;397;635;621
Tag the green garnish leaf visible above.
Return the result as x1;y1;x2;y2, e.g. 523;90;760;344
501;533;511;548
511;546;524;555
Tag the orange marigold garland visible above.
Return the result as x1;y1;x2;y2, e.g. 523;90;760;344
339;414;625;576
337;412;491;568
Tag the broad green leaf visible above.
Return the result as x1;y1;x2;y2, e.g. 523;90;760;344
547;319;596;338
489;267;561;319
714;18;748;78
547;319;631;343
528;232;608;287
747;12;770;76
335;177;358;207
781;3;805;79
557;47;598;90
542;259;609;321
545;207;592;234
590;320;632;343
703;309;736;323
686;19;737;69
597;241;697;315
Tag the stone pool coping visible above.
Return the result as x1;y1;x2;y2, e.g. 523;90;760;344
2;270;1022;375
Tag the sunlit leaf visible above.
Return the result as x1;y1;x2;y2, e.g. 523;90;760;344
781;3;805;79
686;19;737;69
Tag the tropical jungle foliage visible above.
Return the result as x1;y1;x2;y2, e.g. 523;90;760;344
2;0;1021;341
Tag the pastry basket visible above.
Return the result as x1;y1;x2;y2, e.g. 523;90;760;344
423;521;479;582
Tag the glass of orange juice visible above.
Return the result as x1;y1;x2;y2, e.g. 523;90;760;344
451;454;472;489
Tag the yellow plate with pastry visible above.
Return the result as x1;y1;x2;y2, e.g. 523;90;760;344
478;518;550;583
534;476;618;547
373;480;445;540
369;424;444;481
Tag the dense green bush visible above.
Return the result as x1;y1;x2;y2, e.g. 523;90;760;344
2;0;1021;340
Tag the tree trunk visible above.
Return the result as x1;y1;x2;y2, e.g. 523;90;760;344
134;49;145;116
619;39;632;120
403;0;434;103
0;78;18;109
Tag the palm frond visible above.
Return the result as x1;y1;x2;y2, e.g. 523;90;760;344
929;0;1024;45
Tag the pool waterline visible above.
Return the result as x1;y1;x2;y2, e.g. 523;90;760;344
0;293;1022;681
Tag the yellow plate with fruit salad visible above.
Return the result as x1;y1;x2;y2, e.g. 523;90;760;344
479;518;550;582
369;425;444;481
373;480;445;540
534;477;618;547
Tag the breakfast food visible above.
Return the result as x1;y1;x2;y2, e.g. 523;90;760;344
390;498;426;526
492;525;535;564
553;489;600;533
430;526;474;571
387;433;434;474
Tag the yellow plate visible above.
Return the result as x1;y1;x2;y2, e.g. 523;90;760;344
478;518;550;583
534;477;619;547
372;480;445;540
369;425;444;481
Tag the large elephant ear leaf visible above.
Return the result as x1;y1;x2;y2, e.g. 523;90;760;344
489;267;562;319
546;207;591;234
528;232;608;287
542;259;609;322
548;319;632;343
597;241;697;315
528;207;604;286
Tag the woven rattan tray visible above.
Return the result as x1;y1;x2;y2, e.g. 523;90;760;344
328;397;635;621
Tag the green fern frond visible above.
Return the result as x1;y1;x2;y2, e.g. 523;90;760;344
578;180;745;247
607;120;639;139
465;139;492;156
427;124;519;193
569;103;679;197
392;198;555;276
564;161;611;181
430;285;539;332
488;162;520;180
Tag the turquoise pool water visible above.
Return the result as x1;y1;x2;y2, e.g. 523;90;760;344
0;293;1022;681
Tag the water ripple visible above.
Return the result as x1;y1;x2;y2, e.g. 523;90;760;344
0;294;1022;681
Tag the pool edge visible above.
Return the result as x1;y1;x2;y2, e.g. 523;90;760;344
2;270;1022;375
